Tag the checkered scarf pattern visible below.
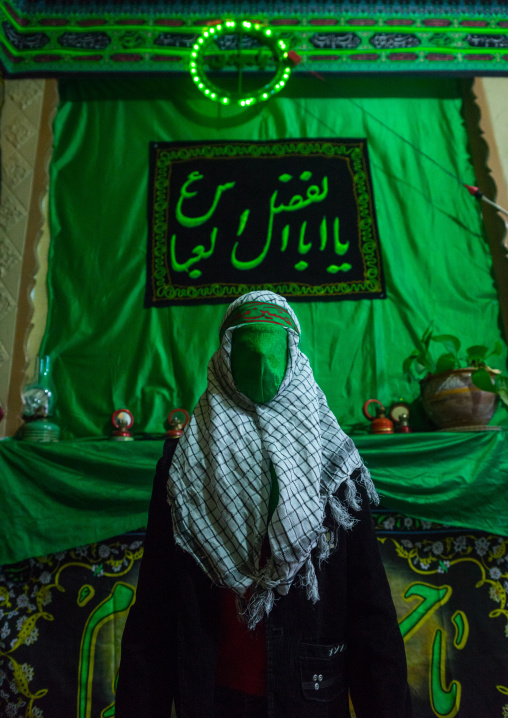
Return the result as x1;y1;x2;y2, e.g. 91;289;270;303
167;291;377;628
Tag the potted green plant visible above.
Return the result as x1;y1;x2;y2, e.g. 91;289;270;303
403;329;508;430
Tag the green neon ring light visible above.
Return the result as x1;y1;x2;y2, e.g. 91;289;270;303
189;20;292;106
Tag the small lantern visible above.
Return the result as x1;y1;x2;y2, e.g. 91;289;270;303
166;408;190;439
21;355;60;442
111;409;134;441
390;402;412;433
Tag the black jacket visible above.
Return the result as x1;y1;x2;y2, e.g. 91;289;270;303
116;438;412;717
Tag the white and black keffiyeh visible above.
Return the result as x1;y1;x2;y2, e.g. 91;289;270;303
167;291;377;628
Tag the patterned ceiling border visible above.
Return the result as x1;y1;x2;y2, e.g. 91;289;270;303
1;1;508;76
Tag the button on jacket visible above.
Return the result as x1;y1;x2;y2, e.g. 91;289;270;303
115;439;412;718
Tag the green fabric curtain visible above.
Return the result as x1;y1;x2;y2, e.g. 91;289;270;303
41;76;506;438
1;432;507;566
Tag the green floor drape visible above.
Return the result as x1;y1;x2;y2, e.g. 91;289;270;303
41;76;506;439
2;431;507;566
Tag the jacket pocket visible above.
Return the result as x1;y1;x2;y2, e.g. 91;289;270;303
299;641;347;703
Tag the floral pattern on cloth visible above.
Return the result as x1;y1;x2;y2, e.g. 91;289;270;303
0;536;143;718
374;509;508;717
1;517;508;716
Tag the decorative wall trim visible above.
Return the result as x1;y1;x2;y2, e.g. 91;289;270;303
464;78;508;343
0;77;57;437
0;1;508;76
0;233;21;276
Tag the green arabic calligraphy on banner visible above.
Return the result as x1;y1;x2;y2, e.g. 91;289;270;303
146;139;385;306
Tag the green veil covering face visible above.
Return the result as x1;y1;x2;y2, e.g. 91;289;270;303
230;324;288;405
230;323;289;523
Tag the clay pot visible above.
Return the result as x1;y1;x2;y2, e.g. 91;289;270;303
420;368;498;430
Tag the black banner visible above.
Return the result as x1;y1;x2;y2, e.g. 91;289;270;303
146;139;385;306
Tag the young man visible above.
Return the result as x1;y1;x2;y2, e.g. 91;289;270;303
116;290;412;717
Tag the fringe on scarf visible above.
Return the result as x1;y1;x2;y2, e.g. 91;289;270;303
328;494;358;530
239;587;276;631
236;557;280;629
316;466;379;568
298;556;320;604
324;466;379;534
316;527;332;568
360;465;379;505
237;465;379;629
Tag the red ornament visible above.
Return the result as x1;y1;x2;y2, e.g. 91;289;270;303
287;50;302;66
166;408;190;439
464;183;482;198
111;408;135;441
362;399;394;434
390;402;412;433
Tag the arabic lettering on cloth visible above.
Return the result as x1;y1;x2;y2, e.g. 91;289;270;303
166;290;378;629
171;166;339;276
